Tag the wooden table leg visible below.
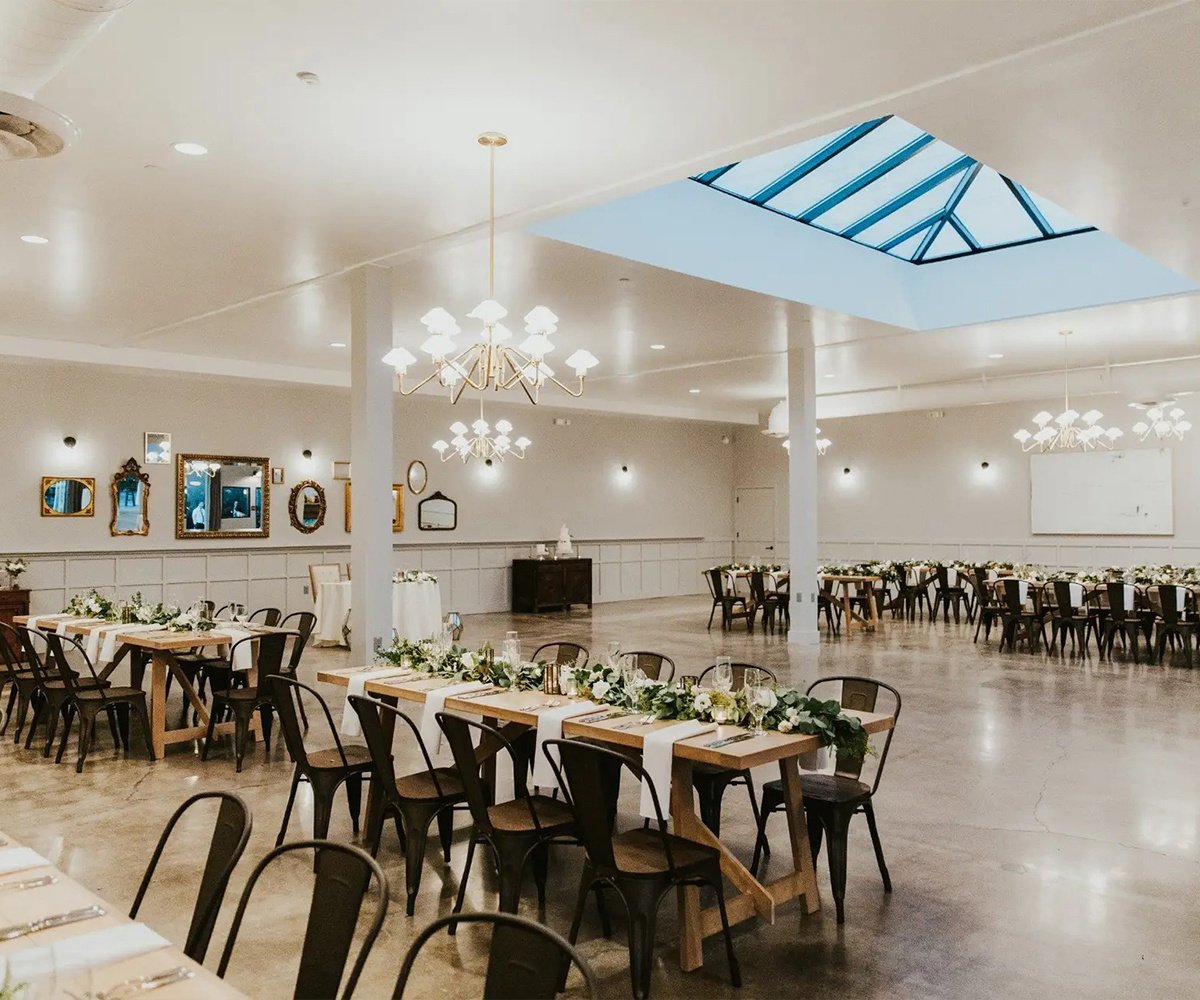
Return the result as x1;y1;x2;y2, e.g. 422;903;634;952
149;652;167;760
778;755;821;913
841;587;855;640
869;588;883;633
671;756;705;972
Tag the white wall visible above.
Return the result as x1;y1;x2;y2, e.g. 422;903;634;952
1;360;736;613
733;394;1200;569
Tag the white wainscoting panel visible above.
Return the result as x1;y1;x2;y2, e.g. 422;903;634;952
25;537;732;616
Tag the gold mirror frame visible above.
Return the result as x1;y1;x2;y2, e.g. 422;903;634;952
110;458;150;537
175;453;270;540
289;479;327;533
407;459;428;496
344;482;404;533
41;476;95;517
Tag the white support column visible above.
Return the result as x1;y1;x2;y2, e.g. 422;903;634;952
349;264;394;657
787;325;820;646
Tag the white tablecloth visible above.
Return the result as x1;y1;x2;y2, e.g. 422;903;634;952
314;579;443;647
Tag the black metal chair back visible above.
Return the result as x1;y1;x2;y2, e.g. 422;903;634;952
1052;580;1084;617
621;651;675;682
0;621;26;677
543;737;675;877
806;676;901;791
349;695;449;799
130;791;252;962
531;642;589;670
697;662;776;691
217;839;387;1000
392;911;597;1000
436;712;542;839
1104;582;1139;618
280;612;317;671
998;578;1030;613
43;633;105;703
1152;584;1188;625
248;607;282;626
14;625;54;687
706;568;726;601
269;675;353;775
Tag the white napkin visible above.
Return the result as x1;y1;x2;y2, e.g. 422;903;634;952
1017;581;1029;604
1122;584;1135;609
532;701;598;790
97;624;164;665
1068;582;1084;607
339;667;414;737
56;617;106;636
639;720;716;819
216;627;256;671
0;847;50;875
419;681;490;754
0;923;170;985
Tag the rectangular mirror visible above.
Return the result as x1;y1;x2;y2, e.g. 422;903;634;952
175;454;270;539
344;482;404;532
111;458;150;536
42;477;95;517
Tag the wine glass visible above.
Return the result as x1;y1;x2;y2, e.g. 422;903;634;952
713;656;733;694
607;640;621;667
743;668;767;734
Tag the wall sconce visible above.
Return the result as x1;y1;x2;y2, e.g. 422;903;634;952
842;467;851;475
302;449;313;461
620;464;629;474
63;436;76;449
980;461;990;470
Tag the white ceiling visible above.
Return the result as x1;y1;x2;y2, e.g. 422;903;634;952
2;0;1198;425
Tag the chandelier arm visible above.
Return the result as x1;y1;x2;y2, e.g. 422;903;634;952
395;369;446;396
544;375;585;398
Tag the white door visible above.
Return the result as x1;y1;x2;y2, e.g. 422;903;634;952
734;487;776;563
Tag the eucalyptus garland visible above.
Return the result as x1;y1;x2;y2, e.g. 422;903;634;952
375;639;872;758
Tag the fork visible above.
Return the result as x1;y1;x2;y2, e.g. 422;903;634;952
97;967;194;1000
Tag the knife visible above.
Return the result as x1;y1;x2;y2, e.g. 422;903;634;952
578;709;632;724
705;733;757;749
0;904;104;941
454;687;499;700
0;874;58;893
98;966;195;1000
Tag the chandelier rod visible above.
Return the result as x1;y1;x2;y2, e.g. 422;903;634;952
488;139;496;299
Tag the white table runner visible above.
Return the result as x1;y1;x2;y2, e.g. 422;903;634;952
338;667;414;737
419;681;490;754
532;701;598;790
639;720;715;819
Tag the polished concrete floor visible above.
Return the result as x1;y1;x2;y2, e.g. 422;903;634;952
3;597;1199;999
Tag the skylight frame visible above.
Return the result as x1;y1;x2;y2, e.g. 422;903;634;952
691;115;1096;265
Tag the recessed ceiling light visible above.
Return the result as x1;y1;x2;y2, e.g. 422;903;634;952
823;373;836;379
19;234;48;244
296;71;321;86
329;341;346;348
649;344;665;351
988;353;1005;359
688;388;701;394
171;141;208;156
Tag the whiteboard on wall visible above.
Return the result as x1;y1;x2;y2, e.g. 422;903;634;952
1030;449;1173;535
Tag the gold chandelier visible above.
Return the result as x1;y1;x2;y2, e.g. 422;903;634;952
383;132;598;404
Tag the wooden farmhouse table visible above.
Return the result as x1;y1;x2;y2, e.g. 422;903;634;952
820;574;884;637
0;829;244;998
15;615;284;759
318;666;894;973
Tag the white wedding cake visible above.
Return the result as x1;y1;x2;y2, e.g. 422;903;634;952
555;523;573;558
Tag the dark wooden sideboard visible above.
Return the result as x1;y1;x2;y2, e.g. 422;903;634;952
0;589;30;627
511;558;592;613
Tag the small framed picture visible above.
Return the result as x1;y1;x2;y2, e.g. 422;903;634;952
144;431;171;465
332;460;352;480
271;467;285;485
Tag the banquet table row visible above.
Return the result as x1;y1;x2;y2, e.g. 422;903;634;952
317;664;895;973
0;830;241;998
312;579;442;647
14;614;285;758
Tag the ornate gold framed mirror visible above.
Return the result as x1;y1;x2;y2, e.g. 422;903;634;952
110;458;150;536
289;480;326;533
41;477;95;517
344;482;404;533
175;453;270;539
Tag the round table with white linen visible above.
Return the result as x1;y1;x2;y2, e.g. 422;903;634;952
313;579;442;647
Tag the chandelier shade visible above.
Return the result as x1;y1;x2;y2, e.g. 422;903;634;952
1014;331;1123;452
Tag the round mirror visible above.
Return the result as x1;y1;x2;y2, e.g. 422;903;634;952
407;460;428;496
288;479;326;533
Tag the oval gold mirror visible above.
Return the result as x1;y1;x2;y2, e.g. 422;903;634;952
42;477;95;517
289;480;326;533
111;458;150;536
407;459;428;496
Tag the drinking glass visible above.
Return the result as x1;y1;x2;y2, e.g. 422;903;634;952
713;656;733;693
607;640;621;667
558;666;577;697
744;668;766;733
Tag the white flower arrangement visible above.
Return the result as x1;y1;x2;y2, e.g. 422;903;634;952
4;557;28;577
394;569;438;584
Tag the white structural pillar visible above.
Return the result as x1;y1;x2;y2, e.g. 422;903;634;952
349;264;395;657
787;324;820;646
